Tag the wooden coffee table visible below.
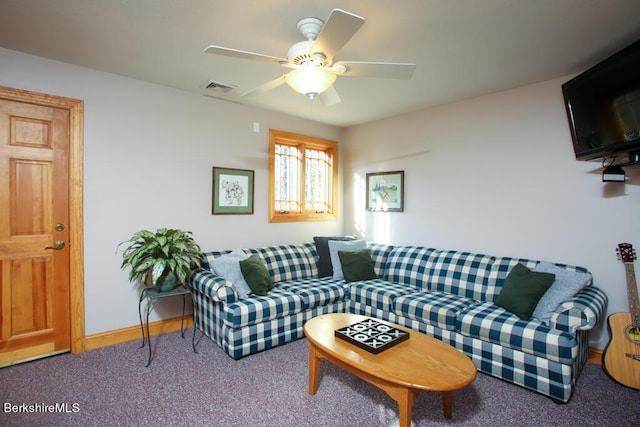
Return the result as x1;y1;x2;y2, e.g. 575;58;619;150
304;313;476;426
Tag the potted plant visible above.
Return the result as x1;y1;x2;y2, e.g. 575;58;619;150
117;228;202;292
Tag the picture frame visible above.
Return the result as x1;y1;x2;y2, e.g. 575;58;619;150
366;170;404;212
212;167;255;215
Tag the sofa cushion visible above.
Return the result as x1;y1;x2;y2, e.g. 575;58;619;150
201;249;232;271
328;239;367;279
495;263;555;319
240;255;274;296
209;250;252;298
425;250;496;300
257;243;318;283
486;257;541;303
349;279;419;312
456;301;578;364
532;261;593;324
339;249;378;282
223;288;305;328
384;246;440;287
314;236;355;277
277;277;347;309
394;291;478;330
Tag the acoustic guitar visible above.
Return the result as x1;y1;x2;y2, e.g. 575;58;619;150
603;242;640;390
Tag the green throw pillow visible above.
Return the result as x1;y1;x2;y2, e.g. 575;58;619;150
495;263;555;320
338;249;378;282
239;255;274;296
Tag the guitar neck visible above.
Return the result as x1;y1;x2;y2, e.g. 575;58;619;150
624;263;640;326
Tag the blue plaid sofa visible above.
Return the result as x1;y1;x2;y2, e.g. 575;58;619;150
191;243;349;360
190;242;607;403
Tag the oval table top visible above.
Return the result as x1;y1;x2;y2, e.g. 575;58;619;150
304;313;477;392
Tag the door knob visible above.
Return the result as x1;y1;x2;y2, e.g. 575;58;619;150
45;240;65;250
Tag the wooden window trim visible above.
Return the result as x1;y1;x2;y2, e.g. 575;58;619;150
269;129;338;223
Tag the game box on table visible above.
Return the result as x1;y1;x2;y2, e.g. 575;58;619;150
334;318;410;354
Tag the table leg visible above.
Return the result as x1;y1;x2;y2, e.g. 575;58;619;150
138;290;147;348
188;290;198;353
180;294;186;338
396;387;419;427
145;297;153;367
442;391;453;419
308;343;320;395
191;323;198;353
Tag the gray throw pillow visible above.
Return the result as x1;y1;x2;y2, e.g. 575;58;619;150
328;239;367;279
532;261;592;323
209;250;252;298
313;236;355;277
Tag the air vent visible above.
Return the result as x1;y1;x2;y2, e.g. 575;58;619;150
200;79;237;94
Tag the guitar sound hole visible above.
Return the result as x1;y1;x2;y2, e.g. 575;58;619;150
625;326;640;344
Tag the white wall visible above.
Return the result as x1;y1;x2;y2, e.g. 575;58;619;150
0;48;343;334
343;77;640;349
3;46;637;349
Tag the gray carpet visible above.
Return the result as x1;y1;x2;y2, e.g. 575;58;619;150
1;329;638;426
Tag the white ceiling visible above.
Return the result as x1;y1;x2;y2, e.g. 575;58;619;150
1;0;639;127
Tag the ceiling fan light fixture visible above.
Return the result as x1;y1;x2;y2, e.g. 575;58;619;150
205;9;413;105
285;67;336;99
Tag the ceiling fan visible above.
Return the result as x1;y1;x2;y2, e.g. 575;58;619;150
204;9;416;106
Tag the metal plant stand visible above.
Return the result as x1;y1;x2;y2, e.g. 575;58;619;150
138;285;197;367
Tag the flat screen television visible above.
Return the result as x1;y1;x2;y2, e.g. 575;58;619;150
562;39;640;163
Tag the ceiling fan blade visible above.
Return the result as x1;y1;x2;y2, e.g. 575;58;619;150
204;45;288;66
241;74;288;98
334;61;416;79
311;9;365;63
319;85;341;107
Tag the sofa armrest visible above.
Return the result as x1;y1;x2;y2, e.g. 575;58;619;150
548;286;608;333
191;270;238;304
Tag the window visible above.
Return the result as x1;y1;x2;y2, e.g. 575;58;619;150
269;129;338;222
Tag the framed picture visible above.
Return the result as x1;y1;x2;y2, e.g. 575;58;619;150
366;171;404;212
212;167;254;215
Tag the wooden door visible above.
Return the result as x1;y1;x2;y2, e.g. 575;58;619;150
0;96;72;366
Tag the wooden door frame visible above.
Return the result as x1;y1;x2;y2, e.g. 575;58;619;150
0;85;85;353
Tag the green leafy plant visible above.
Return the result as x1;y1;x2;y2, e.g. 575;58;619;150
117;228;202;289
